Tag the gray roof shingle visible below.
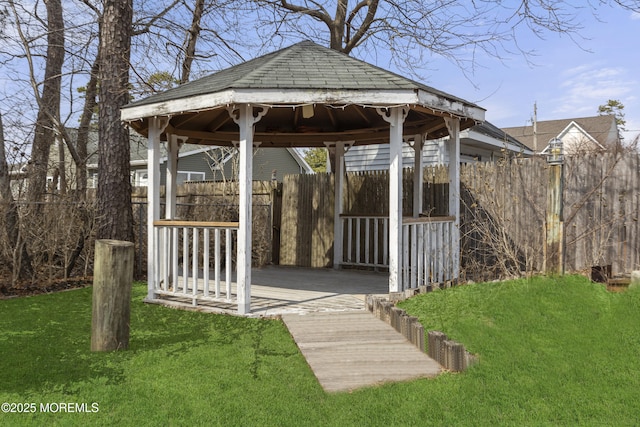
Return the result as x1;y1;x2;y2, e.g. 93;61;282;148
125;41;476;109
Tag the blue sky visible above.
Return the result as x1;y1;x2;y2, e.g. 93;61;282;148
416;5;640;142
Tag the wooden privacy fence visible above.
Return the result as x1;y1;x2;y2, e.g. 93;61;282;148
278;168;451;268
461;153;640;277
279;153;640;279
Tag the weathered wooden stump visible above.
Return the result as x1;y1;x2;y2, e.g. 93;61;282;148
91;239;134;352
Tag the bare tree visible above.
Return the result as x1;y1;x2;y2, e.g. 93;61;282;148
244;1;640;167
248;1;640;77
74;54;100;198
8;0;65;205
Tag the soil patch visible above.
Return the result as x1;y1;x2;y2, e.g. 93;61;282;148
0;277;93;299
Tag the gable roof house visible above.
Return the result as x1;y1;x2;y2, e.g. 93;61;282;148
344;121;532;171
48;129;312;191
502;115;619;155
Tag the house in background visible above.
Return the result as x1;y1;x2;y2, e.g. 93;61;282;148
122;142;313;187
49;130;312;190
502;115;619;155
343;121;532;171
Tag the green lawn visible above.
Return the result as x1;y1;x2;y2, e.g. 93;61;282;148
0;275;638;426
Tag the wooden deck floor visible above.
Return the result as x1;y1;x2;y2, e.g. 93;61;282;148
148;266;389;317
282;311;442;392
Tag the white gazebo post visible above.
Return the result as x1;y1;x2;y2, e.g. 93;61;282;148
412;134;424;218
445;117;461;280
147;116;169;300
229;104;267;314
378;107;408;293
165;134;186;219
165;134;186;290
332;141;345;269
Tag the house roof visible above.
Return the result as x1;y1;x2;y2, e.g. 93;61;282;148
122;41;485;148
71;129;148;168
344;119;532;171
463;121;533;155
502;115;617;152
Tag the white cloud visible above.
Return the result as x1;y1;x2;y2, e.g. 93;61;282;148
551;63;637;117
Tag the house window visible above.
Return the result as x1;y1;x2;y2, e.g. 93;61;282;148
130;170;205;186
177;171;205;184
46;176;58;190
134;170;148;187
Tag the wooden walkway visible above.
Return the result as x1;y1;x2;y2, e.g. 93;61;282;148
147;266;443;391
282;311;442;392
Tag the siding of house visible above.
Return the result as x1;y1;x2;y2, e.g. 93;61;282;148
164;151;213;183
171;147;306;183
345;143;443;172
344;140;499;172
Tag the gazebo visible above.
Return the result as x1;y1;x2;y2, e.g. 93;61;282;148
121;41;485;315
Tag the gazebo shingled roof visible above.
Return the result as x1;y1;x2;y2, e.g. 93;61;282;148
122;41;485;148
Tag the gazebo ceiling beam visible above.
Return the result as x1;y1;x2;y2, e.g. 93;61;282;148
352;105;372;124
165;122;436;146
412;104;480;128
170;112;199;129
418;121;448;137
324;106;338;128
293;106;302;129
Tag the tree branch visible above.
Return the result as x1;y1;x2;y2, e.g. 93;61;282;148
132;0;182;36
279;0;332;28
344;0;379;53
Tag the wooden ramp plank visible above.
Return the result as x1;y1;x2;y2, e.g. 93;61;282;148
282;311;441;393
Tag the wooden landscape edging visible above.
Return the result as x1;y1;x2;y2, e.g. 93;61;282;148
365;292;477;372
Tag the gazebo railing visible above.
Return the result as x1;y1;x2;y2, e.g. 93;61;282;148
152;220;238;306
340;215;456;289
341;215;389;268
401;216;456;290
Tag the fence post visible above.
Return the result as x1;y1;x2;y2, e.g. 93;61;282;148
91;239;134;351
544;138;565;275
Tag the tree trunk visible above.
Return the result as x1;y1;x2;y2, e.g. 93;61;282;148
26;0;65;205
329;0;348;51
96;0;133;242
75;55;100;199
